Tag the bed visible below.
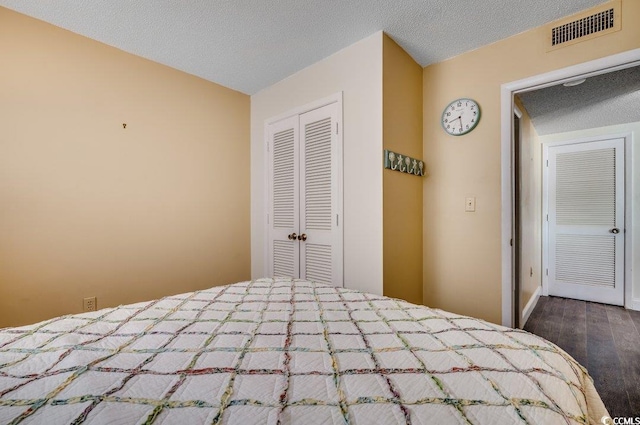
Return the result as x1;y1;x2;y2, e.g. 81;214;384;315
0;278;608;424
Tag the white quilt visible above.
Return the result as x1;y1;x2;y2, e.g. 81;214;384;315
0;278;608;424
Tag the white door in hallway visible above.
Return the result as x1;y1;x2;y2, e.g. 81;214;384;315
547;137;625;305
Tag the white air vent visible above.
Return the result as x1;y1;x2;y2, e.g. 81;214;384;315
547;0;620;51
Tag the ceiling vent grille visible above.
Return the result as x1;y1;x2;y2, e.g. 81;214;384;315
551;8;614;46
547;0;620;51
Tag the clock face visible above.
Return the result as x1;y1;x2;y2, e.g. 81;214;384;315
441;98;480;136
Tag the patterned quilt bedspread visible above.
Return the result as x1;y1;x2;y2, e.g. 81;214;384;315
0;278;608;424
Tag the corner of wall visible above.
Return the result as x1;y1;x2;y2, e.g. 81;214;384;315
250;32;385;295
382;34;424;305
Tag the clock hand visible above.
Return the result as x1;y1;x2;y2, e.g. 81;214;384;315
449;115;463;128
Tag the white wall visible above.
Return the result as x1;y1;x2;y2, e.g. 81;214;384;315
539;122;639;309
250;32;384;295
516;100;543;322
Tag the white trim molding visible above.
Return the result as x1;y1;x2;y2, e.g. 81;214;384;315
513;104;522;119
521;286;541;329
500;48;640;327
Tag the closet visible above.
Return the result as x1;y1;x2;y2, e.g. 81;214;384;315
265;98;343;286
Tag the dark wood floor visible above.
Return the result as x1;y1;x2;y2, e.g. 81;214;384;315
524;296;640;418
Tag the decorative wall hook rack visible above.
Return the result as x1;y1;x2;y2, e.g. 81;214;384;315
383;150;424;176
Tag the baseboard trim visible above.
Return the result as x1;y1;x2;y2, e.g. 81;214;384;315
630;299;640;312
521;286;542;329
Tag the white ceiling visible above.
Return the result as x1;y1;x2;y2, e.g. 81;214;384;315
517;66;640;135
0;0;607;94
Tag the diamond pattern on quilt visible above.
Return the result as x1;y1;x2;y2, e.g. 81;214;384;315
280;405;344;425
289;351;332;374
0;278;605;424
288;374;339;403
170;373;230;403
409;403;467;425
27;402;92;425
54;371;128;399
155;406;218;424
85;402;155;425
348;403;407;424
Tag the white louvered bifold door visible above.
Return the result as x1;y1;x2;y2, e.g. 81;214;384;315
267;116;300;279
547;138;625;305
299;103;343;286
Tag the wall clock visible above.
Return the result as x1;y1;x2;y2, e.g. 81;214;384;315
441;98;480;136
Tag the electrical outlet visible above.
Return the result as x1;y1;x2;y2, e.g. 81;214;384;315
83;297;97;312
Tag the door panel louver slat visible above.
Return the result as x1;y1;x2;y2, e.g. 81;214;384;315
304;117;331;230
304;117;332;231
555;235;615;287
272;128;295;228
305;244;332;284
556;148;615;226
273;240;295;277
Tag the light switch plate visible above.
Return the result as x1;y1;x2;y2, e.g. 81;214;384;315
465;197;476;212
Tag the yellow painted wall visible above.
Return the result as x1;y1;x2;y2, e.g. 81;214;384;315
0;8;251;327
382;35;423;304
422;0;640;324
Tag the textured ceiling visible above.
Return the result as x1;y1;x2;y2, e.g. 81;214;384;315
0;0;607;94
517;66;640;135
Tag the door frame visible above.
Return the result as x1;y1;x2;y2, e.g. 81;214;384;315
262;92;344;278
541;134;631;305
512;105;523;329
500;48;640;327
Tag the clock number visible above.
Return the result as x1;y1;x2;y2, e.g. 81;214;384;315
447;112;451;116
457;102;462;107
473;111;477;116
466;125;469;129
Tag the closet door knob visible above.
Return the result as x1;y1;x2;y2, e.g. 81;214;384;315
610;228;620;234
288;233;297;240
298;233;307;241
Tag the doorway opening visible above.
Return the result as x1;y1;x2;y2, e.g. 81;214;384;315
500;48;640;328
